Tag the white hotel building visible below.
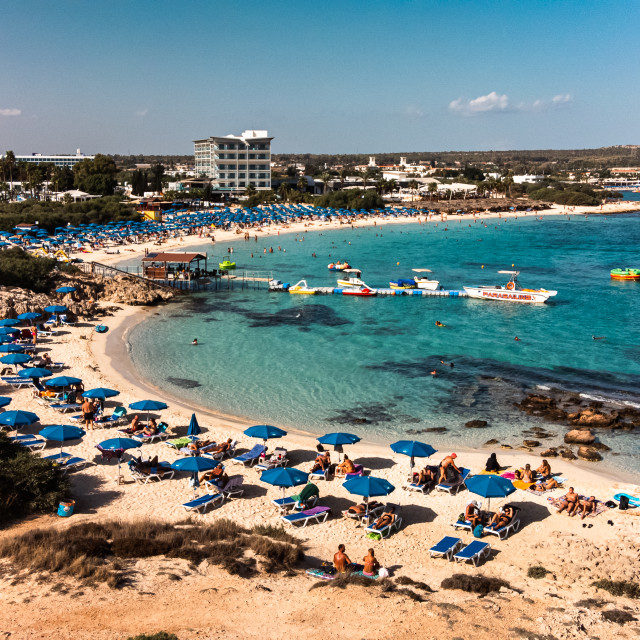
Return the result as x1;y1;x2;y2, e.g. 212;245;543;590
13;150;95;168
194;130;273;191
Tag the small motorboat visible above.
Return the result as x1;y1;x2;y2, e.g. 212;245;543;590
268;279;289;291
389;278;416;290
611;268;640;280
342;286;377;296
464;270;557;304
337;268;367;288
412;268;440;290
219;258;236;270
328;261;351;271
288;280;316;295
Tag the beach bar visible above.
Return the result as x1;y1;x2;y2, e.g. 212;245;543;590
142;251;209;285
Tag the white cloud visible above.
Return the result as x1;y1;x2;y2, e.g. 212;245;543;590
405;105;425;119
0;108;21;117
450;91;573;116
449;91;509;116
135;107;149;117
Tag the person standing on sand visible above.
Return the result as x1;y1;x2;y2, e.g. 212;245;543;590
438;453;461;484
81;397;95;431
333;544;352;573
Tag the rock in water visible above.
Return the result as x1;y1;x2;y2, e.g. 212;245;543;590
523;440;541;447
577;446;603;462
465;420;488;429
564;429;595;445
540;448;559;457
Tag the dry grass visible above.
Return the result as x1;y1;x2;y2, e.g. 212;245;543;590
441;573;510;596
0;518;303;588
527;566;550;579
601;610;637;624
395;575;434;592
592;579;640;599
309;573;425;601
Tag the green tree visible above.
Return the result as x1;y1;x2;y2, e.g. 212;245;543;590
278;181;291;201
320;172;332;194
245;184;257;198
131;170;147;197
408;179;419;198
297;176;306;193
339;168;349;190
428;182;438;201
73;154;117;196
4;151;15;200
149;164;165;193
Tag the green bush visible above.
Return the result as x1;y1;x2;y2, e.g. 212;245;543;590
128;634;178;640
0;432;71;523
315;189;385;210
527;566;550;579
0;248;76;293
592;579;640;599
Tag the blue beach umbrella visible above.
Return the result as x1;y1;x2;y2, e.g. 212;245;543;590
45;375;82;388
98;436;141;478
129;399;168;423
17;312;41;321
19;367;53;379
39;424;85;457
187;413;201;437
0;353;31;365
343;475;395;499
243;424;287;445
0;344;24;353
390;440;438;471
466;474;516;511
260;466;309;501
0;396;11;409
0;327;20;336
0;319;20;327
82;387;119;400
56;286;76;293
318;432;361;462
171;456;221;497
44;305;67;313
0;410;39;430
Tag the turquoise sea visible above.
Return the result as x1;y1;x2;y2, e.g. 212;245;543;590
125;204;640;476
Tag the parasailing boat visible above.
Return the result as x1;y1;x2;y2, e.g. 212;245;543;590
464;270;557;304
412;268;440;290
337;268;368;288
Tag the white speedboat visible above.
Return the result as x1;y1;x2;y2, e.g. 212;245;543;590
412;268;440;290
337;268;368;288
464;270;557;304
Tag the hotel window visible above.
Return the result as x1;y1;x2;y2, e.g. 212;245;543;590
258;182;266;187
238;173;246;178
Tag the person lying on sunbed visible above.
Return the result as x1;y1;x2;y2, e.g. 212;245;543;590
311;451;331;473
336;454;356;475
122;415;143;434
143;418;158;436
202;464;228;487
414;466;435;485
186;439;214;452
348;500;382;515
333;544;352;574
371;506;396;530
532;477;559;492
515;464;534;483
537;459;551;479
362;548;380;577
438;453;461;484
557;487;579;515
210;438;233;454
579;496;596;520
135;455;165;476
487;505;515;530
465;500;482;526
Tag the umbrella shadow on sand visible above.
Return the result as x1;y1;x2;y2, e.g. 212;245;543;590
287;448;318;465
509;500;551;530
69;473;121;513
398;504;438;525
354;456;396;471
241;483;268;499
321;495;355;514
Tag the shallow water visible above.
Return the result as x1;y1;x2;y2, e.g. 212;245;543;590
127;210;640;475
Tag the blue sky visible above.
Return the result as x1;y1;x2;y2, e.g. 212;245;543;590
2;0;639;154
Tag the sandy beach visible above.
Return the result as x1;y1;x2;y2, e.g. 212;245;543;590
1;200;640;639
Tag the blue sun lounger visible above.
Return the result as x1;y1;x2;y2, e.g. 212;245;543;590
231;444;266;467
436;467;470;495
484;515;521;540
15;437;46;451
281;506;331;527
429;536;464;561
182;493;224;513
453;540;491;566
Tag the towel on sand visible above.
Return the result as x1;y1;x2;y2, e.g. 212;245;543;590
547;495;608;518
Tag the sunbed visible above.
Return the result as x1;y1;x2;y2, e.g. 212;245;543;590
281;506;331;527
429;536;464;561
49;402;82;414
201;439;239;461
165;436;196;450
342;501;384;524
1;377;32;389
205;474;244;500
16;437;47;452
453;540;491;566
130;462;175;484
310;466;330;481
436;467;470;495
483;515;521;540
404;478;435;494
365;505;402;539
452;519;474;533
182;493;224;513
132;422;170;443
98;406;127;426
60;456;89;473
231;443;266;467
272;494;319;513
43;452;72;463
255;447;288;471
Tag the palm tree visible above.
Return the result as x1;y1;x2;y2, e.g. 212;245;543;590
362;168;375;190
320;172;332;194
297;176;306;193
5;150;15;200
339;168;348;190
408;179;419;200
428;182;437;201
278;182;290;201
246;184;257;198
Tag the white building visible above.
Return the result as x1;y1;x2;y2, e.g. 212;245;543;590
12;149;94;168
513;174;544;184
194;130;273;191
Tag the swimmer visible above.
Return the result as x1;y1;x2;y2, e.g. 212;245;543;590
435;321;445;327
430;370;437;377
514;336;520;342
592;336;605;340
440;360;454;368
192;338;198;345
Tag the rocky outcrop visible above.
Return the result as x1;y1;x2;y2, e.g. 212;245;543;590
560;449;577;460
564;429;595;445
577;446;603;462
465;419;488;429
540;448;559;457
523;440;541;447
100;275;175;305
514;395;568;422
568;409;619;429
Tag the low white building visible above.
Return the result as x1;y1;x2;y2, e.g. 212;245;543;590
513;174;544;184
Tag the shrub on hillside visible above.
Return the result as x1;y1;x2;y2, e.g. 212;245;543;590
0;247;76;293
315;189;385;210
0;432;71;523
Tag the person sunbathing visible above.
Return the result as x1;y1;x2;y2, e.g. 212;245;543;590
532;477;559;492
371;506;396;530
465;500;482;526
488;505;515;530
124;415;142;434
362;548;380;577
333;544;352;574
348;500;381;515
579;496;596;520
557;487;579;515
311;451;331;473
438;453;461;484
143;419;159;436
515;464;534;483
537;459;552;479
415;467;435;485
202;465;228;487
211;438;233;454
336;454;356;475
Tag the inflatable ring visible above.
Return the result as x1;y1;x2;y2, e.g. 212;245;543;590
506;282;515;290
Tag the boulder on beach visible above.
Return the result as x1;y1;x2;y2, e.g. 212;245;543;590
540;448;559;457
484;439;499;446
523;440;541;448
577;446;603;462
560;449;577;460
465;419;488;429
564;429;595;445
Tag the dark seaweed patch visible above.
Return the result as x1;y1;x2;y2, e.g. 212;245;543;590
244;304;351;329
166;377;202;389
327;402;397;426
